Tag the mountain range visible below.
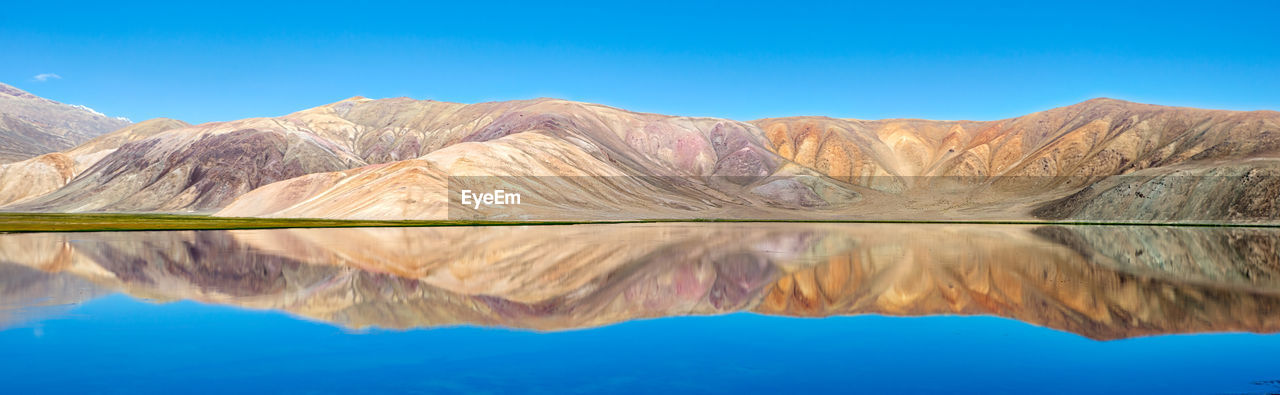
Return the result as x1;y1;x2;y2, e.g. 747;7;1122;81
1;84;1277;222
0;82;131;163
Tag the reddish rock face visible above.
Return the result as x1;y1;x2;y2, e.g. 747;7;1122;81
172;130;358;209
12;128;359;213
463;111;584;143
712;146;775;185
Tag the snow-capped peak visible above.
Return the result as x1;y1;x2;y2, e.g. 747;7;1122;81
70;104;108;118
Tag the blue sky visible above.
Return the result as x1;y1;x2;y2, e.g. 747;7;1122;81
2;1;1277;124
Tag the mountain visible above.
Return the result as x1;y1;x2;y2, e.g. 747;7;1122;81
2;94;1277;223
757;99;1279;183
9;97;806;216
756;98;1280;222
218;98;1280;222
216;98;808;220
0;118;189;206
0;82;131;163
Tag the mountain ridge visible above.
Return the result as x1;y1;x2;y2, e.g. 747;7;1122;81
0;82;132;163
0;89;1275;223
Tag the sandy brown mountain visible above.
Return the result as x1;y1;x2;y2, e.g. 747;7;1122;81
216;98;818;220
0;82;131;163
1;95;1277;222
756;99;1280;184
220;98;1280;222
753;99;1280;221
0;118;189;206
9;97;807;216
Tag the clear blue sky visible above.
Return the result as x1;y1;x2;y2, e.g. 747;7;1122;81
2;1;1277;124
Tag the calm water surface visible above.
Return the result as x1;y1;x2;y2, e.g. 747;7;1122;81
1;223;1279;394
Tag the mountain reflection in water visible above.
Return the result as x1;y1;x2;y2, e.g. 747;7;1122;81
1;223;1278;340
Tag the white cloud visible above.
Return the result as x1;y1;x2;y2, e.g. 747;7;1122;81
33;73;62;82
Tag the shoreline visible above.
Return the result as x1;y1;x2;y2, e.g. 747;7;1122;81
1;212;1278;233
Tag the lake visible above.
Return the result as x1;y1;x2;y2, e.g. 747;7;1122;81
2;223;1279;394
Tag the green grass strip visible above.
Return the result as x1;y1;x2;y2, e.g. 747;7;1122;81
0;212;1277;233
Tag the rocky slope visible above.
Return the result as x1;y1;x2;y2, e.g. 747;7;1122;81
754;99;1280;222
1033;159;1280;222
0;82;131;163
0;118;189;206
757;99;1280;184
218;98;1280;222
11;97;834;216
1;94;1276;222
216;99;837;220
4;96;479;212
